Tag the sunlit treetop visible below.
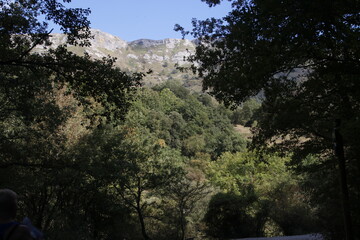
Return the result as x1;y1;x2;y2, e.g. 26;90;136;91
0;0;141;125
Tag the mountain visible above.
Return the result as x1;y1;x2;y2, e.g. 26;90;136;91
35;29;201;91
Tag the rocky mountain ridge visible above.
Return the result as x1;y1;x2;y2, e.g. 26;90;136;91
36;29;201;90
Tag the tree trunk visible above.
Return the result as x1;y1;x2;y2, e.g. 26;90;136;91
179;206;185;240
333;119;354;240
135;178;151;240
137;206;151;240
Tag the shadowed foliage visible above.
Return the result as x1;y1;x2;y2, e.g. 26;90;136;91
178;0;360;239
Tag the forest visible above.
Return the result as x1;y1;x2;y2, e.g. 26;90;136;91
0;0;359;240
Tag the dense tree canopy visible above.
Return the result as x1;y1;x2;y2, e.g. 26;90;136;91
180;0;359;149
186;0;359;104
0;0;141;125
205;151;318;238
0;0;141;238
179;0;360;239
0;0;141;168
2;0;353;239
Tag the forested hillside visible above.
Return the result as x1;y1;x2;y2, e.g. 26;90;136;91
1;0;358;240
180;0;360;239
0;72;318;239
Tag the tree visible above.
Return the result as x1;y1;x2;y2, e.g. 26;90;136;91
125;86;247;159
0;1;141;238
0;0;141;166
111;127;185;240
179;0;360;238
204;192;260;238
1;0;141;126
163;171;210;240
206;151;318;238
231;98;261;126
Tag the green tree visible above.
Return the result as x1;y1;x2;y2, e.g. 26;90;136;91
126;86;247;159
206;151;318;237
122;85;250;238
179;0;360;238
163;171;210;240
231;98;261;126
204;192;259;239
0;0;140;167
0;1;140;238
111;127;185;240
152;80;190;100
207;151;291;197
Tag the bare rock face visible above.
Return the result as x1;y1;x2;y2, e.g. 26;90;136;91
46;29;127;50
90;29;128;50
34;29;201;90
129;39;165;48
129;38;193;49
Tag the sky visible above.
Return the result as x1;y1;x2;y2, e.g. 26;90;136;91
59;0;232;42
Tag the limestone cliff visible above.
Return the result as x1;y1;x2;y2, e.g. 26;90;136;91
35;29;200;90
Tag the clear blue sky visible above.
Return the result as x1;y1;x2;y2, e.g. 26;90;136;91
60;0;232;41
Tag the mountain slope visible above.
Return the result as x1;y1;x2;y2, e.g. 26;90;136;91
36;29;201;90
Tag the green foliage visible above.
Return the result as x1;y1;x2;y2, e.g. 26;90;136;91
152;80;191;99
126;84;247;159
0;1;141;239
106;127;185;240
269;182;320;236
204;192;260;239
2;1;336;239
121;83;250;239
207;151;292;196
205;151;319;238
231;98;261;126
1;125;143;239
181;0;360;238
297;154;349;239
161;172;211;240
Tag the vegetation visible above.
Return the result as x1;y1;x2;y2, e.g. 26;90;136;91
205;151;318;238
2;0;358;239
178;0;360;239
40;30;200;91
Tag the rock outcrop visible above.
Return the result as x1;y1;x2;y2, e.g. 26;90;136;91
37;29;200;90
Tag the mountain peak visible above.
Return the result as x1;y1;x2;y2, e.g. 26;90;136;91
129;38;194;49
37;29;201;91
89;29;128;50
